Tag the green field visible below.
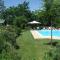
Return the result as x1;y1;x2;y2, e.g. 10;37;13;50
17;30;60;60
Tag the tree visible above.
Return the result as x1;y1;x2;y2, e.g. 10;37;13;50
42;0;60;26
34;10;48;25
41;0;60;45
42;0;54;25
2;7;16;25
13;16;27;29
0;0;5;18
52;0;60;27
16;1;32;22
2;1;32;26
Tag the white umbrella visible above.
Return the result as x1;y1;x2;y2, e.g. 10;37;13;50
28;20;41;24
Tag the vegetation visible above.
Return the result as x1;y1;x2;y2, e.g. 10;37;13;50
17;31;60;60
0;0;5;18
0;26;21;60
2;1;32;26
0;0;60;60
34;0;60;27
44;44;60;60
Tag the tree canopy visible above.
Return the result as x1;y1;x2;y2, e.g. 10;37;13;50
0;0;5;18
34;0;60;27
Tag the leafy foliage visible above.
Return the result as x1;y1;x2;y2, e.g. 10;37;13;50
44;45;60;60
0;26;21;60
13;16;27;29
0;26;20;51
34;0;60;26
2;1;32;28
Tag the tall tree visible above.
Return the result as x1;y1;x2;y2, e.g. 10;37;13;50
42;0;60;45
0;0;5;18
16;1;32;22
42;0;60;26
52;0;60;27
42;0;54;26
42;0;54;45
3;1;32;25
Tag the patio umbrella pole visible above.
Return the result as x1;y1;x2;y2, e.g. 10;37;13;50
51;19;52;45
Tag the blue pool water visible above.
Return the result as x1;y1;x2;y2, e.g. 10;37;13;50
37;29;60;37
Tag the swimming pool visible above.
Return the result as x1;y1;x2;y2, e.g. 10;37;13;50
37;29;60;37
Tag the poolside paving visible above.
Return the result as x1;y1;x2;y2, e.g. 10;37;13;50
30;30;41;39
30;30;60;40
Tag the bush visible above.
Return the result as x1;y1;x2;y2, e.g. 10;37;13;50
5;25;21;36
4;26;20;49
0;26;21;60
0;42;21;60
0;25;21;50
44;46;60;60
13;16;27;29
0;32;6;53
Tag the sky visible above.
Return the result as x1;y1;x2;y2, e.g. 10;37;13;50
4;0;43;11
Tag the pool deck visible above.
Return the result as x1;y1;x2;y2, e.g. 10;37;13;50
30;30;60;40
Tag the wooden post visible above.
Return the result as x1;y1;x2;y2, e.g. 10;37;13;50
51;19;52;45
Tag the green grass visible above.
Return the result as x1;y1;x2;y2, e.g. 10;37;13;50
17;30;60;60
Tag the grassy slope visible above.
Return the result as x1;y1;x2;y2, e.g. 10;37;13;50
17;30;60;60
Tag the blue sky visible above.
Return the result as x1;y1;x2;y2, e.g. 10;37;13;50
4;0;43;11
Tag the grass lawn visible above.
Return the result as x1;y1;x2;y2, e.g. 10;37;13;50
17;30;60;60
